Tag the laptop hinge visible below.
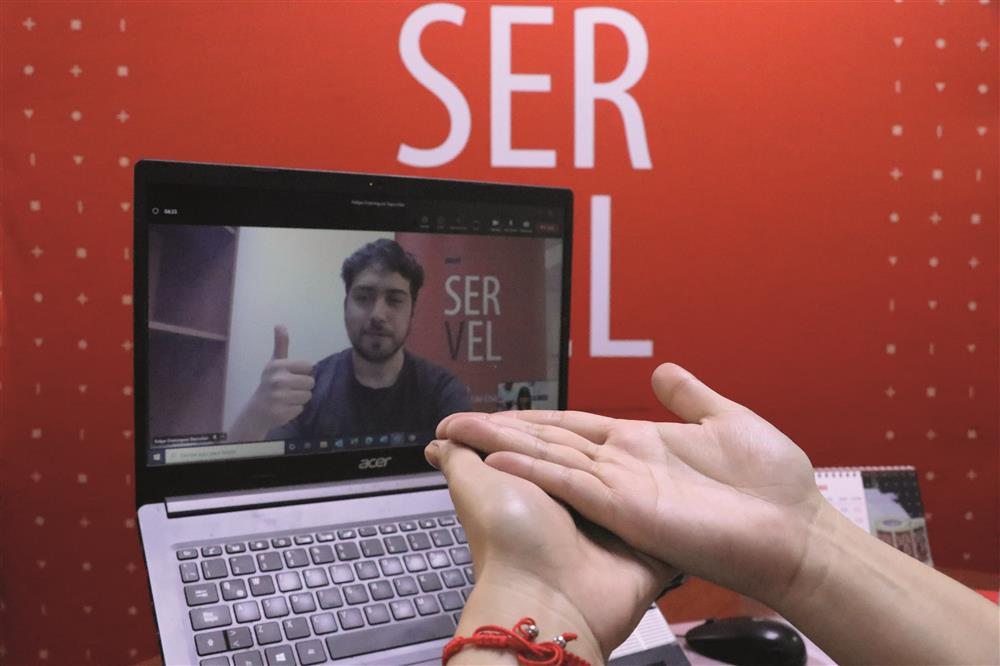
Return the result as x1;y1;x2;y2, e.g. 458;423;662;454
164;472;447;517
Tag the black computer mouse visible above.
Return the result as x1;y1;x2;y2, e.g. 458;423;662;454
684;616;807;666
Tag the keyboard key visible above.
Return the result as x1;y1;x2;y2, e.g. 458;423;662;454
325;615;454;660
234;601;261;623
419;519;436;529
449;547;471;565
262;597;289;618
295;639;327;666
190;605;232;630
303;568;329;588
463;566;475;584
253;622;282;645
283;548;309;568
226;626;254;650
364;603;390;625
310;612;338;635
201;545;223;557
309;545;335;565
195;630;227;656
453;527;467;544
404;554;428;572
180;562;200;583
221;579;248;601
256;552;283;572
294;534;314;545
383;535;408;554
229;555;256;576
329;564;354;584
438;516;456;527
415;594;441;616
430;529;454;548
282;617;310;640
379;557;404;576
354;561;379;580
368;580;394;601
248;575;275;597
335;542;360;561
390;599;415;620
276;572;302;592
343;584;369;605
337;529;356;539
226;542;247;554
418;572;442;592
399;521;417;532
202;559;228;580
177;549;198;560
378;524;398;534
407;533;432;551
185;583;219;606
264;645;295;666
428;551;450;569
393;576;418;596
232;651;264;666
439;590;463;611
290;592;317;614
461;586;473;600
358;526;377;537
442;569;465;589
336;608;365;630
270;537;292;548
200;657;229;666
315;531;335;542
360;539;385;558
249;539;269;551
317;588;343;609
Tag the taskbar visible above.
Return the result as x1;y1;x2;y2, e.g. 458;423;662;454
147;430;434;466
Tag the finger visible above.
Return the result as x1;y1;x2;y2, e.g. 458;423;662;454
425;439;492;493
651;363;744;424
278;370;316;391
273;325;290;360
436;411;486;438
280;389;313;406
275;360;315;377
445;415;597;472
492;409;617;444
486;414;602;459
484;451;615;529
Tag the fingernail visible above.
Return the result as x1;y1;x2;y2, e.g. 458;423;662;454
425;441;441;469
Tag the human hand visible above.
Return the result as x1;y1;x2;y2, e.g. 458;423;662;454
229;325;315;441
437;363;824;611
425;438;675;663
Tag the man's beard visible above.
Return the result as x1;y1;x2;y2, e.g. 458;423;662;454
352;328;408;364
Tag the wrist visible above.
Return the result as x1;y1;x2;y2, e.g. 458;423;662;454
762;498;843;615
452;564;604;666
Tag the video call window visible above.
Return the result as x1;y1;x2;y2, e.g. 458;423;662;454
146;222;563;466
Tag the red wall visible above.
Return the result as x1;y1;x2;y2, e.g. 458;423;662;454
2;2;997;664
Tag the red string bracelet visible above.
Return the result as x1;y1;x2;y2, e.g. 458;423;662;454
443;616;591;666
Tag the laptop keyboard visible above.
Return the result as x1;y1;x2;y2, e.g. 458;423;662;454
177;512;473;666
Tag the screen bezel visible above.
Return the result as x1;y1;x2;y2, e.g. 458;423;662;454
134;160;572;508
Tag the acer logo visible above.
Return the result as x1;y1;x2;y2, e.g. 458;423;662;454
358;456;392;470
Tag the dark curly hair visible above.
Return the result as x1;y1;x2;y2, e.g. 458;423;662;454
341;239;425;303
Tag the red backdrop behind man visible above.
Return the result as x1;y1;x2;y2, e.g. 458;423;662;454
2;1;997;663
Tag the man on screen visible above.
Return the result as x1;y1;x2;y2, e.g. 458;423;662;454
228;239;471;443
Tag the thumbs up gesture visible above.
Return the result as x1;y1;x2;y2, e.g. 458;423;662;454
229;325;316;441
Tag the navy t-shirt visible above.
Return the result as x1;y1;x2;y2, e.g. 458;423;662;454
267;349;472;439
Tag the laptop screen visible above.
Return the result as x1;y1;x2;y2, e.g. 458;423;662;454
142;179;566;468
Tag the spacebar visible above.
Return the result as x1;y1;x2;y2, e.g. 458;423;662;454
325;615;455;660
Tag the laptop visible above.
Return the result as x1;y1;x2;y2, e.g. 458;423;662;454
134;160;684;666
